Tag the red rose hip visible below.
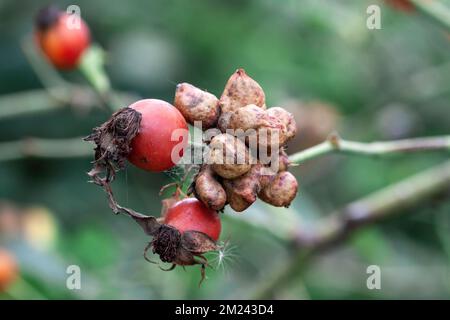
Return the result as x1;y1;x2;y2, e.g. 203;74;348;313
164;198;221;241
127;99;188;172
35;6;90;70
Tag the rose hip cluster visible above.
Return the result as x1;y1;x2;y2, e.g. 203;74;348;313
35;4;298;283
85;70;299;282
174;69;299;212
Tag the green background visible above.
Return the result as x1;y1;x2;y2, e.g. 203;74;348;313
0;0;449;299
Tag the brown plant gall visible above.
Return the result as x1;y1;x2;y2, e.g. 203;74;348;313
266;107;297;145
174;83;220;129
217;112;233;133
227;104;288;156
194;165;227;211
259;171;298;207
220;68;266;114
222;164;275;212
207;133;252;179
223;179;253;212
228;104;272;131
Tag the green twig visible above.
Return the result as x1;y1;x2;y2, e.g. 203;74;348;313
0;133;449;163
410;0;450;32
251;159;450;298
0;88;138;120
4;276;47;300
0;89;67;119
21;36;71;101
0;137;91;162
78;45;122;111
289;133;450;164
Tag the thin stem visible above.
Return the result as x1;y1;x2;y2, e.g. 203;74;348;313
252;159;450;299
0;88;138;120
410;0;450;32
21;36;71;101
4;276;47;300
289;133;450;164
0;89;67;119
0;134;449;163
0;137;91;162
78;45;121;111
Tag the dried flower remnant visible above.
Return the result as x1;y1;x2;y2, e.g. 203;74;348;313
143;198;221;284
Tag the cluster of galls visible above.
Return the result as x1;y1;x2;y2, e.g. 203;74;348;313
174;69;299;212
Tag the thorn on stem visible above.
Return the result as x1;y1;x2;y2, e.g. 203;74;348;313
328;131;341;149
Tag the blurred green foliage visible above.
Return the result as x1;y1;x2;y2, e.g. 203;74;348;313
0;0;449;299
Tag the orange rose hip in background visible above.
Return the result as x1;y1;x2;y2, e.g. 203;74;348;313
0;249;18;292
34;6;90;70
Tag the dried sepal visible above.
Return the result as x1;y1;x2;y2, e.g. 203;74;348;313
172;246;198;266
220;69;265;114
181;231;218;254
84;107;142;183
174;83;220;129
133;215;161;236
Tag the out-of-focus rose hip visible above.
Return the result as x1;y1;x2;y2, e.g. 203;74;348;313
0;249;18;292
385;0;415;12
34;6;90;70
